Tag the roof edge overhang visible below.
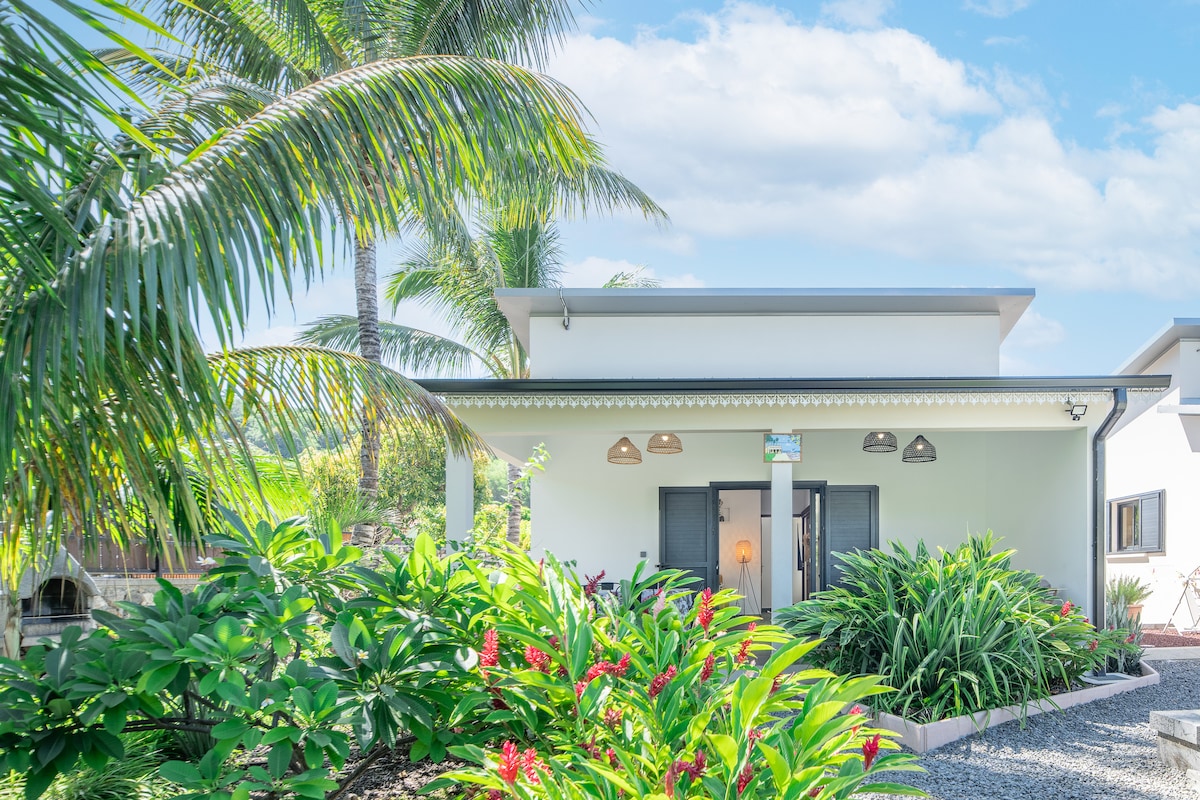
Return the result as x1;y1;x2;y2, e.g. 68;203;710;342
1115;318;1200;375
418;375;1170;395
495;288;1037;352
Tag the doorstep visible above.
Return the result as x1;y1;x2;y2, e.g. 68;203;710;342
872;660;1160;753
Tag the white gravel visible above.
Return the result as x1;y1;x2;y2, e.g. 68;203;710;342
862;659;1200;800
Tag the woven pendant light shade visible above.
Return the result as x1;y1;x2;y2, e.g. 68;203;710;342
647;432;683;454
862;431;898;453
902;435;936;463
607;437;642;464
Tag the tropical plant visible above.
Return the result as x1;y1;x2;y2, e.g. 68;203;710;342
777;533;1129;723
1105;575;1151;674
0;732;178;800
299;199;662;544
2;0;617;652
432;548;922;800
149;0;663;547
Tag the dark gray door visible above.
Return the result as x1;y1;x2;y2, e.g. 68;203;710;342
822;485;878;590
659;487;717;590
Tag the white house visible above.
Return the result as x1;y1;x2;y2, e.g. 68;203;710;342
421;289;1167;621
1107;319;1200;625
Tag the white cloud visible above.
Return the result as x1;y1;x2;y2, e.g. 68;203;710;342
561;256;705;288
548;4;1200;295
1005;309;1066;349
963;0;1034;18
820;0;893;28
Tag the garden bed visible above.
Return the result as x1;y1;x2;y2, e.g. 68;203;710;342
871;660;1160;753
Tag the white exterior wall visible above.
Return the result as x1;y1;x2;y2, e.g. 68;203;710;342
1108;343;1200;624
527;314;1000;378
522;427;1089;609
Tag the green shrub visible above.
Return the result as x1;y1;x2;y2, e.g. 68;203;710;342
1105;575;1151;674
431;548;923;800
777;533;1128;723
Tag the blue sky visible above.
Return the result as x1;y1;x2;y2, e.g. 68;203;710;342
80;1;1200;375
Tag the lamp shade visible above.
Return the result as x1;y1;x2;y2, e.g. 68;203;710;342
647;432;683;454
862;431;898;453
902;435;937;463
607;436;642;464
735;539;752;564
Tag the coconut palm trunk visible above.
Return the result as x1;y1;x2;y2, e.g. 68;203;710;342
354;235;382;547
506;462;523;545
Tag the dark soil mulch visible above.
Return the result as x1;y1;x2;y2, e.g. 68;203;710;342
334;746;460;800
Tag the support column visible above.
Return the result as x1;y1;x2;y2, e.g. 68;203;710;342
770;456;795;618
445;450;475;543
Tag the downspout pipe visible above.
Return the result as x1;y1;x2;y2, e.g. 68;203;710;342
1092;387;1127;627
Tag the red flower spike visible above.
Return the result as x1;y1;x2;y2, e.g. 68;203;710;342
586;662;611;682
481;629;500;669
524;646;551;673
614;653;631;677
735;622;757;665
548;635;560;649
737;763;754;794
862;734;881;771
603;707;623;728
575;681;587;699
850;704;864;716
808;787;821;798
701;652;716;682
664;761;683;799
686;750;707;779
1060;600;1073;617
1126;633;1137;643
1089;639;1098;651
649;665;677;698
770;675;783;694
607;748;620;769
488;791;503;800
584;570;607;596
521;748;548;784
748;727;765;743
498;741;520;785
696;588;715;634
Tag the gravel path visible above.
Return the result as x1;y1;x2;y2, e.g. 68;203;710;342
865;659;1200;800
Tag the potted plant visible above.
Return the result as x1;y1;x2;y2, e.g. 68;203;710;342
1109;575;1153;624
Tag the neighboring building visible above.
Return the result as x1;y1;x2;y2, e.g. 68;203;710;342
1107;319;1200;625
421;289;1166;621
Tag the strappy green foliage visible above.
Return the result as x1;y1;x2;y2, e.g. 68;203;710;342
778;533;1134;723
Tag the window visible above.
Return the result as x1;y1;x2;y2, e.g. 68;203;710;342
1108;490;1164;554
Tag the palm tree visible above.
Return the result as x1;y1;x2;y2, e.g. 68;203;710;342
0;0;614;651
299;198;664;544
150;0;648;545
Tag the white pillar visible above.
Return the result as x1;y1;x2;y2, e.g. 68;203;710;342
770;458;794;617
445;450;475;543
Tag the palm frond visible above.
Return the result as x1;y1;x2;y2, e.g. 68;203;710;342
298;315;493;376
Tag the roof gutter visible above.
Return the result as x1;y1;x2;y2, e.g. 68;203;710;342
1092;388;1127;627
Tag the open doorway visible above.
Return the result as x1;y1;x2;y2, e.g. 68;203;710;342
714;485;821;614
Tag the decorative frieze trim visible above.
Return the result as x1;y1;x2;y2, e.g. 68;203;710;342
439;389;1132;410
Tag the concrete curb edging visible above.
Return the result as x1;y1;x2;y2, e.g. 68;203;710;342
871;660;1160;753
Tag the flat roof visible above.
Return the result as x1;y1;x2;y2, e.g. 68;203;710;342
495;288;1036;351
1116;318;1200;375
419;375;1169;395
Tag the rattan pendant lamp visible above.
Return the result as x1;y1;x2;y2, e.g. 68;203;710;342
647;432;683;454
862;431;898;453
902;435;937;463
607;437;642;464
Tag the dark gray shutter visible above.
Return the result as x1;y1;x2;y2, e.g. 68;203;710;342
823;486;878;590
1141;492;1163;552
659;487;716;590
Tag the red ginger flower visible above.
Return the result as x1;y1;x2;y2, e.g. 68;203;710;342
603;707;623;728
701;652;716;682
684;750;707;780
614;652;631;676
770;675;783;694
735;622;757;665
548;635;560;649
488;791;503;800
584;570;607;596
522;748;548;784
606;748;619;768
862;734;881;771
480;629;499;669
498;741;520;785
649;665;677;698
575;681;588;699
737;763;754;794
748;727;765;742
1088;639;1098;651
525;645;551;673
696;588;715;634
1126;632;1137;643
849;704;865;735
1060;600;1073;617
808;787;821;798
586;662;610;682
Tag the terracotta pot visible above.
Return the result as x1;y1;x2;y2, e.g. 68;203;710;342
1127;603;1144;619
